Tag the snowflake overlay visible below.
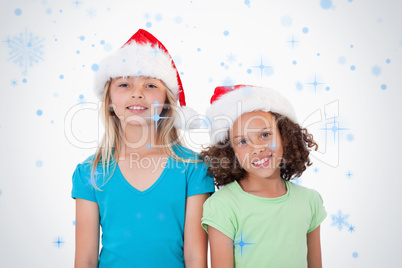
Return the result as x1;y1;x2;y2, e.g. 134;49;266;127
331;210;355;232
6;29;45;75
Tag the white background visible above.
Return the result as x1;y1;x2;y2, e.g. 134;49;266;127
0;0;401;267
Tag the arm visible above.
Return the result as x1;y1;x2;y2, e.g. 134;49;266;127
208;226;234;268
74;198;100;268
307;225;322;268
184;193;209;268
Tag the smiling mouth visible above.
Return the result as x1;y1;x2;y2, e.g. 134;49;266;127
127;106;147;110
127;104;148;111
252;155;272;167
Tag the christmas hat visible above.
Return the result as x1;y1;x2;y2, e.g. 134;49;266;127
206;85;297;145
95;29;197;129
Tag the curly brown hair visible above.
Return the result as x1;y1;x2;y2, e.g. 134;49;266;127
199;112;318;188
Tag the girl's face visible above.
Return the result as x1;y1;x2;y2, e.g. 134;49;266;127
229;111;283;181
109;76;167;126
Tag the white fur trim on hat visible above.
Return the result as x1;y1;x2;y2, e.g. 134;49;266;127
206;86;297;145
173;106;202;130
94;43;179;99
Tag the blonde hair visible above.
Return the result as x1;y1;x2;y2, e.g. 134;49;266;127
90;79;195;189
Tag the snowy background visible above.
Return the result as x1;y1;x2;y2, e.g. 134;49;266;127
1;0;401;267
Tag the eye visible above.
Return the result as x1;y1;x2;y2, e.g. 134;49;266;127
261;132;270;138
238;139;247;145
119;83;129;88
146;84;157;89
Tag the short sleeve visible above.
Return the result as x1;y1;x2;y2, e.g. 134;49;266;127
201;196;237;240
186;161;215;197
307;190;327;233
71;163;97;202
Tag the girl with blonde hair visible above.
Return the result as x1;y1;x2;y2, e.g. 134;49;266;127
71;29;214;268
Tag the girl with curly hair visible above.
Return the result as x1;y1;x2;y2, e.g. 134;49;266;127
200;85;326;267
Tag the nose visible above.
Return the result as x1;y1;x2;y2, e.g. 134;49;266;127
252;142;267;155
130;86;144;99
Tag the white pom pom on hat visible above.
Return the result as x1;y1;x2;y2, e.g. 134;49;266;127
94;29;198;130
206;85;297;145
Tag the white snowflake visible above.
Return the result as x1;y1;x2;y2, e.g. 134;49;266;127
10;79;18;87
72;0;83;8
226;53;236;64
6;29;44;75
331;210;350;231
86;8;96;18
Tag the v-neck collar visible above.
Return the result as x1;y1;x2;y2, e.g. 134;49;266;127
115;156;171;195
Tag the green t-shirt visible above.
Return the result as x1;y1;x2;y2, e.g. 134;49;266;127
202;180;327;267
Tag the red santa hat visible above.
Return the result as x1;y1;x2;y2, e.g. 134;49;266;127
206;85;297;145
95;29;197;129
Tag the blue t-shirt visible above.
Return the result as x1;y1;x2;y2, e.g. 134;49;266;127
71;145;215;267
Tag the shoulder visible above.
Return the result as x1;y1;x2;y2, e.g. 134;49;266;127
77;153;117;168
71;155;97;183
74;153;113;175
205;182;238;206
172;144;200;160
288;181;324;202
75;154;96;170
170;144;205;171
202;182;239;226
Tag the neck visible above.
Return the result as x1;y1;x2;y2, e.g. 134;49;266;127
239;169;286;197
118;122;164;158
